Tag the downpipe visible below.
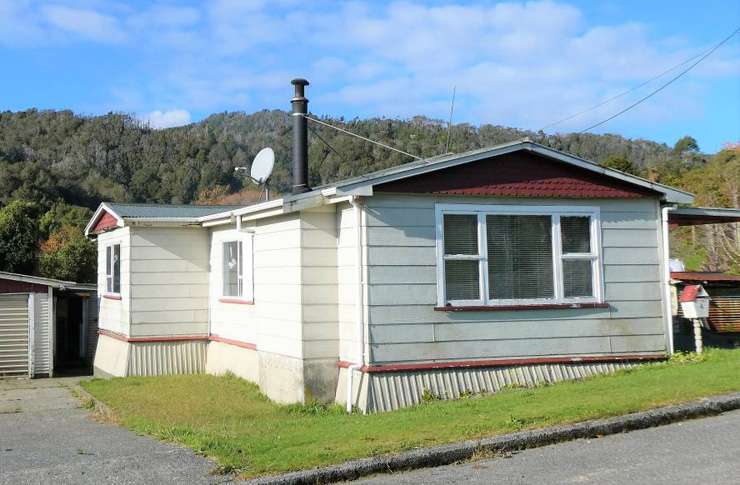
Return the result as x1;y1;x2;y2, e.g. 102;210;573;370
347;196;365;413
661;206;675;355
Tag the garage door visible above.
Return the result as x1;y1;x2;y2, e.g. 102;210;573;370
0;294;29;377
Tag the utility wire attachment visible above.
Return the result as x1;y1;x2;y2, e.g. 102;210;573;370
303;114;423;160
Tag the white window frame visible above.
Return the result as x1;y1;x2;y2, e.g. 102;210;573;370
435;203;604;307
105;243;121;295
220;236;254;301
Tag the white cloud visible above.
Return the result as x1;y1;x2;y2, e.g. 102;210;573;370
142;109;192;129
42;5;126;43
2;0;738;139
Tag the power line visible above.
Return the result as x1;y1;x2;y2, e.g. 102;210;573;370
580;26;740;134
303;114;422;160
308;125;343;160
539;51;703;132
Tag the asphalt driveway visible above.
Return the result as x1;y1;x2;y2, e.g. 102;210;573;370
352;408;740;484
0;377;233;485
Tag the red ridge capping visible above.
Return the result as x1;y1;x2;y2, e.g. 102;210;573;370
208;334;257;350
338;354;667;373
435;302;610;312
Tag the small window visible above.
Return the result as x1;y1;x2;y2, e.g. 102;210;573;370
106;244;121;294
222;241;243;297
437;205;602;307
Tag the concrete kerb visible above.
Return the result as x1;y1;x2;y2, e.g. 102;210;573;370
248;392;740;485
73;384;117;422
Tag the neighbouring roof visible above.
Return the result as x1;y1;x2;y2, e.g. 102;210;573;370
0;271;96;291
668;207;740;226
671;272;740;283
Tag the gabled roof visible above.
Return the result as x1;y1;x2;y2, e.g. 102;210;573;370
90;140;696;230
315;140;694;204
0;271;96;291
85;202;243;236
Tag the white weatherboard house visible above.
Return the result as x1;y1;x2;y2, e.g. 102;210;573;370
84;80;705;412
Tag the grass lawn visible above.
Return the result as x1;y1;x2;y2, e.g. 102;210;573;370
81;349;740;478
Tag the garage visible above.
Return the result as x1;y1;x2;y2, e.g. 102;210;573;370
0;271;97;378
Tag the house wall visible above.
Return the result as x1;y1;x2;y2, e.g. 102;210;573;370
363;194;667;365
97;228;130;336
206;208;341;403
129;226;210;338
207;213;308;403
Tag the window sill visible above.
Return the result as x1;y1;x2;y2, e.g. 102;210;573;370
103;293;122;301
434;302;609;312
218;297;254;305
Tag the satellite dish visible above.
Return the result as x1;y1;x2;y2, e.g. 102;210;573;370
250;147;275;184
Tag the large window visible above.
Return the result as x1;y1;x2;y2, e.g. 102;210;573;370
436;204;602;307
105;243;120;294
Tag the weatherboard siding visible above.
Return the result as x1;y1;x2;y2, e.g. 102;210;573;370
128;227;209;338
209;214;304;358
364;194;667;364
97;228;130;336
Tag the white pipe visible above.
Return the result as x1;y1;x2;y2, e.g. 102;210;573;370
661;206;675;355
346;196;365;413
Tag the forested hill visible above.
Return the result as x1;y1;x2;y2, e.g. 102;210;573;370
1;108;684;208
0;108;736;282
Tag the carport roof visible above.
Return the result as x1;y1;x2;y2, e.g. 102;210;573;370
0;271;96;291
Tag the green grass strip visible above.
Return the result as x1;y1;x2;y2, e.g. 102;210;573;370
82;349;740;478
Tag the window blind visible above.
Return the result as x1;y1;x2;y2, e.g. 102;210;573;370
561;216;591;253
443;214;478;255
487;215;554;300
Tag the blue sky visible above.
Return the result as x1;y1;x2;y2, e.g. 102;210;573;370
1;0;738;152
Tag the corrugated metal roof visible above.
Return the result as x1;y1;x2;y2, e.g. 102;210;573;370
0;271;96;291
106;203;243;219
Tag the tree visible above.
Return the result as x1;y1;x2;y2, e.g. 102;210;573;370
0;200;40;274
38;225;96;282
600;156;642;176
673;136;699;157
39;202;92;238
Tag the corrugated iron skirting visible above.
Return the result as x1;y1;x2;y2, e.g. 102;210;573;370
363;361;636;413
127;340;207;376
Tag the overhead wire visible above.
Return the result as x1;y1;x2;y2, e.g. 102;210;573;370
579;26;740;134
303;114;422;160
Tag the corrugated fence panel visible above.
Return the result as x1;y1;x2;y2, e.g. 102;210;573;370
86;296;99;366
365;361;636;412
127;340;207;376
33;292;51;376
0;294;29;377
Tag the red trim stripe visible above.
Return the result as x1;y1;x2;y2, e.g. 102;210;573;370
217;298;255;305
98;329;208;343
102;293;122;301
338;354;667;373
435;302;610;312
209;334;257;350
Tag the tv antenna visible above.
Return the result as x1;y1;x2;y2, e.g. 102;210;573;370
234;147;275;201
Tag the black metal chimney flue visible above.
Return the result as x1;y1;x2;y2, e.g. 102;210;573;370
291;78;310;194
